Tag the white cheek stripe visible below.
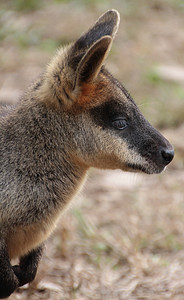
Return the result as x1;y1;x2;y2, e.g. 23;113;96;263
113;138;148;166
93;126;155;172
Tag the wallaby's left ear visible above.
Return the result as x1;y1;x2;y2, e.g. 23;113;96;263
72;9;120;89
41;10;120;108
74;9;120;53
74;35;112;88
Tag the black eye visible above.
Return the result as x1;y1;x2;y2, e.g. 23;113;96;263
112;118;128;130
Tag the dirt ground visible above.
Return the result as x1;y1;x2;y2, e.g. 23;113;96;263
0;1;184;299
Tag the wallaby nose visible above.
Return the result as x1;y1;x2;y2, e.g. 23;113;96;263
161;148;174;165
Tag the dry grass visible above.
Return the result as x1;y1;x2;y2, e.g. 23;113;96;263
0;0;184;299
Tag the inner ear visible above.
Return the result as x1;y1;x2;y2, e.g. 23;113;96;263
74;36;112;89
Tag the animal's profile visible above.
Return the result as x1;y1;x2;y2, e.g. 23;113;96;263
0;9;174;298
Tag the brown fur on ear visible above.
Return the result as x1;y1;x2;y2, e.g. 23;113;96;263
77;83;96;106
73;72;113;110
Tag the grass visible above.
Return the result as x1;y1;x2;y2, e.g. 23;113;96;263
8;0;42;11
133;67;184;128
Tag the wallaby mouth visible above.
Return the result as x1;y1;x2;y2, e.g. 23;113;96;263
126;144;174;174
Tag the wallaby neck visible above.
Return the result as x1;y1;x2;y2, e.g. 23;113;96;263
1;99;88;215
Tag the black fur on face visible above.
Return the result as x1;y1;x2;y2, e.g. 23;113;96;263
90;83;173;174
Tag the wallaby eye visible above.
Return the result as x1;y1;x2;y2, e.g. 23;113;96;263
112;118;128;130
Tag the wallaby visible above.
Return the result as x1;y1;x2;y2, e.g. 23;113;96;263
0;9;174;298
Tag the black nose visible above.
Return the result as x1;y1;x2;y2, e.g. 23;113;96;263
161;148;174;165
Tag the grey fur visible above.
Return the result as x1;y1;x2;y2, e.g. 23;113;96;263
0;9;173;298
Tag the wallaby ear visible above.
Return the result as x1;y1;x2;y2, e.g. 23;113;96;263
74;9;120;53
68;10;120;72
41;10;120;108
71;10;120;89
74;35;112;88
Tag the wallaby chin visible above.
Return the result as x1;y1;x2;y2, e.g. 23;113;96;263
125;162;168;175
0;9;174;298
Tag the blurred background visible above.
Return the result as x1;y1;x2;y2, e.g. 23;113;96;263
0;0;184;299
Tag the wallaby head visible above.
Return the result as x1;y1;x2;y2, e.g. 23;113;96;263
37;9;173;174
0;9;174;298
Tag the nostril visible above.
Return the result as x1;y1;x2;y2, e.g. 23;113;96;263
161;148;174;165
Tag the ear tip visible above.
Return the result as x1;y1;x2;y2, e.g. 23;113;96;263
98;9;120;37
100;9;120;23
106;9;120;20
